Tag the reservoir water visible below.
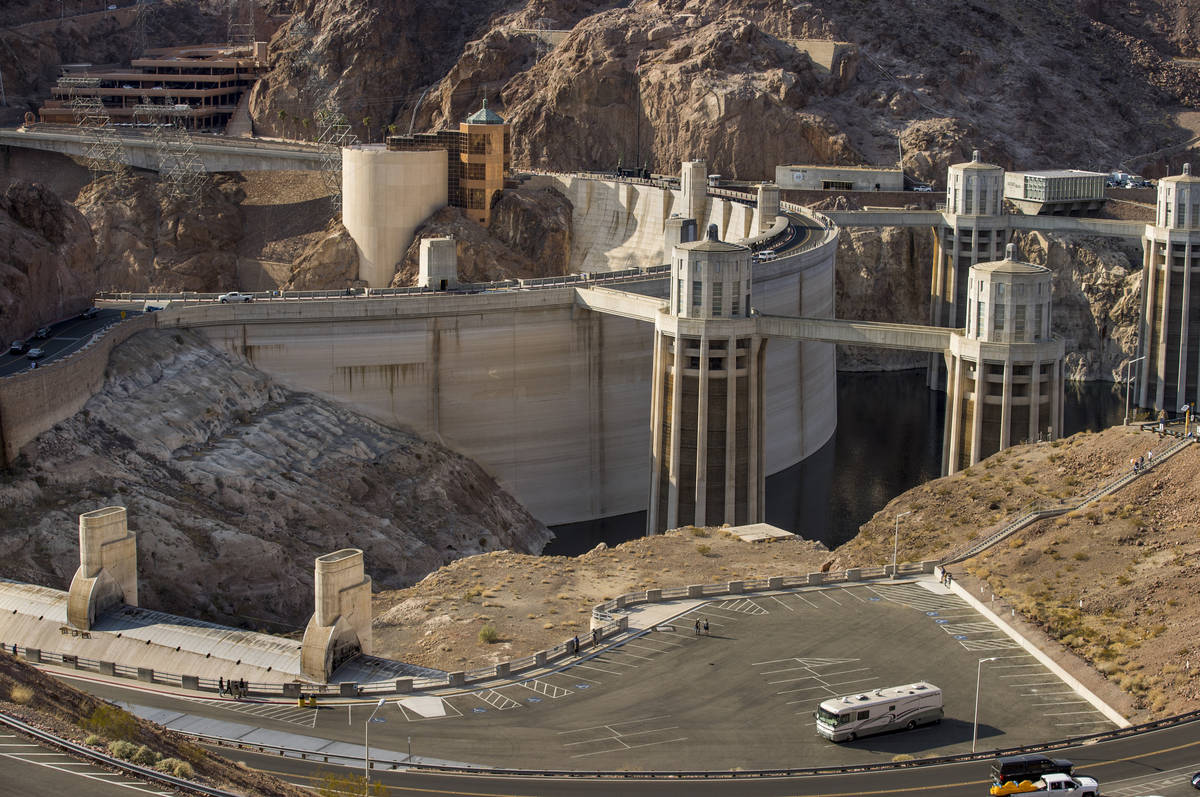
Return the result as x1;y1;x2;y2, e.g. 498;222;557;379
546;369;1126;556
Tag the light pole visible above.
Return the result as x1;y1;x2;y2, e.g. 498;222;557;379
1123;356;1146;425
973;657;998;752
892;510;912;579
364;697;386;793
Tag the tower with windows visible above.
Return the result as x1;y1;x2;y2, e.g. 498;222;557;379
942;244;1064;474
1137;163;1200;413
647;225;766;533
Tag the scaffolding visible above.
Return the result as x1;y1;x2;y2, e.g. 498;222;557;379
132;99;208;199
133;0;158;58
315;108;358;214
59;75;130;184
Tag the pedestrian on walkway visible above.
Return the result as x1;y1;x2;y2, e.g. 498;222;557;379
592;628;600;647
702;618;709;635
572;635;580;655
218;676;225;696
695;619;701;635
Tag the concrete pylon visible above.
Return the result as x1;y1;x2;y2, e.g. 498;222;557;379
756;183;781;234
680;160;708;225
300;549;372;682
66;507;137;630
418;236;458;291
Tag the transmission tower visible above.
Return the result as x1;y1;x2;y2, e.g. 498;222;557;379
59;75;130;184
132;98;208;200
227;0;254;46
315;108;358;214
133;0;158;58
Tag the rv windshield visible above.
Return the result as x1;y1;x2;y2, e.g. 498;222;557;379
815;706;847;726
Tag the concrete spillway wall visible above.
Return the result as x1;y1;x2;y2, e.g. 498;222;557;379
526;174;768;272
161;235;836;526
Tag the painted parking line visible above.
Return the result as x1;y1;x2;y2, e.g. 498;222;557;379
0;751;167;793
573;662;624;676
558;715;687;759
821;591;842;606
788;593;820;609
767;595;795;612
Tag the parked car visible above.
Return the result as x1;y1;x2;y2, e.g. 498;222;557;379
218;291;254;303
80;307;99;319
25;347;45;360
913;184;933;192
8;339;27;355
34;327;49;339
1191;769;1200;788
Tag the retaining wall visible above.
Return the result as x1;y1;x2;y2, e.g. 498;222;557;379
0;313;156;465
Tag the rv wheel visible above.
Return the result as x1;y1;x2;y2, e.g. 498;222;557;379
846;733;856;742
906;720;916;730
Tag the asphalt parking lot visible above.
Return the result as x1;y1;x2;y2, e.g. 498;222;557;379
96;577;1119;772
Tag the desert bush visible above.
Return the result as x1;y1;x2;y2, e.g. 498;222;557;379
84;703;139;741
107;740;137;760
1072;551;1089;561
155;757;194;778
696;544;712;556
8;685;33;705
84;734;103;746
131;744;160;766
478;624;499;644
315;771;388;796
688;527;710;538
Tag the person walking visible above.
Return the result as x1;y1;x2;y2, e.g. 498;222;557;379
218;676;225;696
702;618;709;635
572;635;580;655
694;619;701;635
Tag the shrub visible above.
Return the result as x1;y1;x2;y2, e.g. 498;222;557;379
1072;551;1089;561
8;685;32;705
84;703;139;741
155;758;194;778
131;744;160;766
688;527;710;537
108;740;137;760
695;544;712;556
84;734;103;747
478;624;499;644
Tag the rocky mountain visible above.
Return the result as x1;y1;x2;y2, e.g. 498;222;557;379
0;329;552;628
254;0;1200;181
0;181;95;344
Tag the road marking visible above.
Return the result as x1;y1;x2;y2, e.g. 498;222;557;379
0;752;165;793
790;593;820;609
821;591;842;605
573;662;622;675
768;595;795;611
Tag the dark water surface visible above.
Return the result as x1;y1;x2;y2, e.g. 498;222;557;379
546;370;1125;555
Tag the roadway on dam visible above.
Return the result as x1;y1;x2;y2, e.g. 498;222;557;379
27;575;1175;795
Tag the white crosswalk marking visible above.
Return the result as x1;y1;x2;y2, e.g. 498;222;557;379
473;689;521;710
518;679;573;698
191;697;318;728
960;638;1023;651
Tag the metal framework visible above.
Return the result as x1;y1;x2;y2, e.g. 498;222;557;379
133;0;158;58
58;75;129;183
315;108;358;214
132;99;208;199
227;0;254;46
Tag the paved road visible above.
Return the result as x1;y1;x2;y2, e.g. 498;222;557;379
0;308;132;377
0;729;173;797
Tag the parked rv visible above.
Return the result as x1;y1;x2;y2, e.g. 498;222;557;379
814;682;942;742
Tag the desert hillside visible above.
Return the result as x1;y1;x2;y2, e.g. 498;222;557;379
0;328;551;629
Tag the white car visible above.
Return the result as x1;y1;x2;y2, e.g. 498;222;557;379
218;292;254;304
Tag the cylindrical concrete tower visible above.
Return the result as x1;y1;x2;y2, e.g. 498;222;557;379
942;244;1064;474
930;150;1010;387
680;160;708;225
342;144;448;288
648;225;766;533
1137;163;1200;413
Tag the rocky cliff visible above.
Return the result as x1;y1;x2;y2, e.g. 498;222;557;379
0;181;95;344
0;329;552;628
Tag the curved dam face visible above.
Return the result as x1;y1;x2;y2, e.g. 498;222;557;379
162;183;838;528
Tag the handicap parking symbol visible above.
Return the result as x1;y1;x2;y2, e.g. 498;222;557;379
576;684;591;690
472;707;487;713
925;611;939;616
868;596;881;602
527;697;542;703
935;618;950;624
953;635;967;640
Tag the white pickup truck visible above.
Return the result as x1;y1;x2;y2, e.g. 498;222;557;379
990;772;1099;796
218;291;254;303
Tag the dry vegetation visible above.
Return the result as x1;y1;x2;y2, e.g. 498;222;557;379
376;425;1200;719
0;653;307;795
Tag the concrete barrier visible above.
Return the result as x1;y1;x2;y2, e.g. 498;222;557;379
535;652;547;667
495;663;510;678
338;682;357;697
687;585;704;598
845;568;862;581
181;675;199;691
394;678;412;693
98;661;114;676
768;576;784;589
646;589;662;602
448;672;465;687
808;572;824;585
136;667;153;682
728;581;744;594
282;683;301;699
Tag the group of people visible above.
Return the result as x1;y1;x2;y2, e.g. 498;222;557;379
693;618;710;635
1131;450;1154;474
218;676;248;700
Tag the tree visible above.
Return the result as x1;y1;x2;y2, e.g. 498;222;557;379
362;116;372;143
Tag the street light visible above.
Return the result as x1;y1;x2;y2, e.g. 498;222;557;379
364;697;386;793
1123;356;1146;425
973;657;999;752
892;510;913;579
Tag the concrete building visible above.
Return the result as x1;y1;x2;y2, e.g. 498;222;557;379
67;506;137;631
341;145;448;288
1137;163;1200;413
1004;169;1107;215
929;151;1010;387
301;549;372;682
648;226;765;533
774;164;904;192
418;236;458;290
386;99;512;227
943;245;1064;474
39;44;269;131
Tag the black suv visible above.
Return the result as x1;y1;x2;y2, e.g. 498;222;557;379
991;754;1074;784
8;339;27;355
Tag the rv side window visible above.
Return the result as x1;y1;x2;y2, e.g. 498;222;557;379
856;710;869;721
889;705;896;712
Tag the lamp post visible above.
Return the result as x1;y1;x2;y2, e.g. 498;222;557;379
1123;356;1146;425
364;698;386;793
973;657;999;752
892;510;912;579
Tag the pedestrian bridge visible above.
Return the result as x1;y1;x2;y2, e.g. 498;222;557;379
821;208;1145;242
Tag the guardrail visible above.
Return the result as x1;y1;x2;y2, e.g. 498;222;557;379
0;709;239;796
